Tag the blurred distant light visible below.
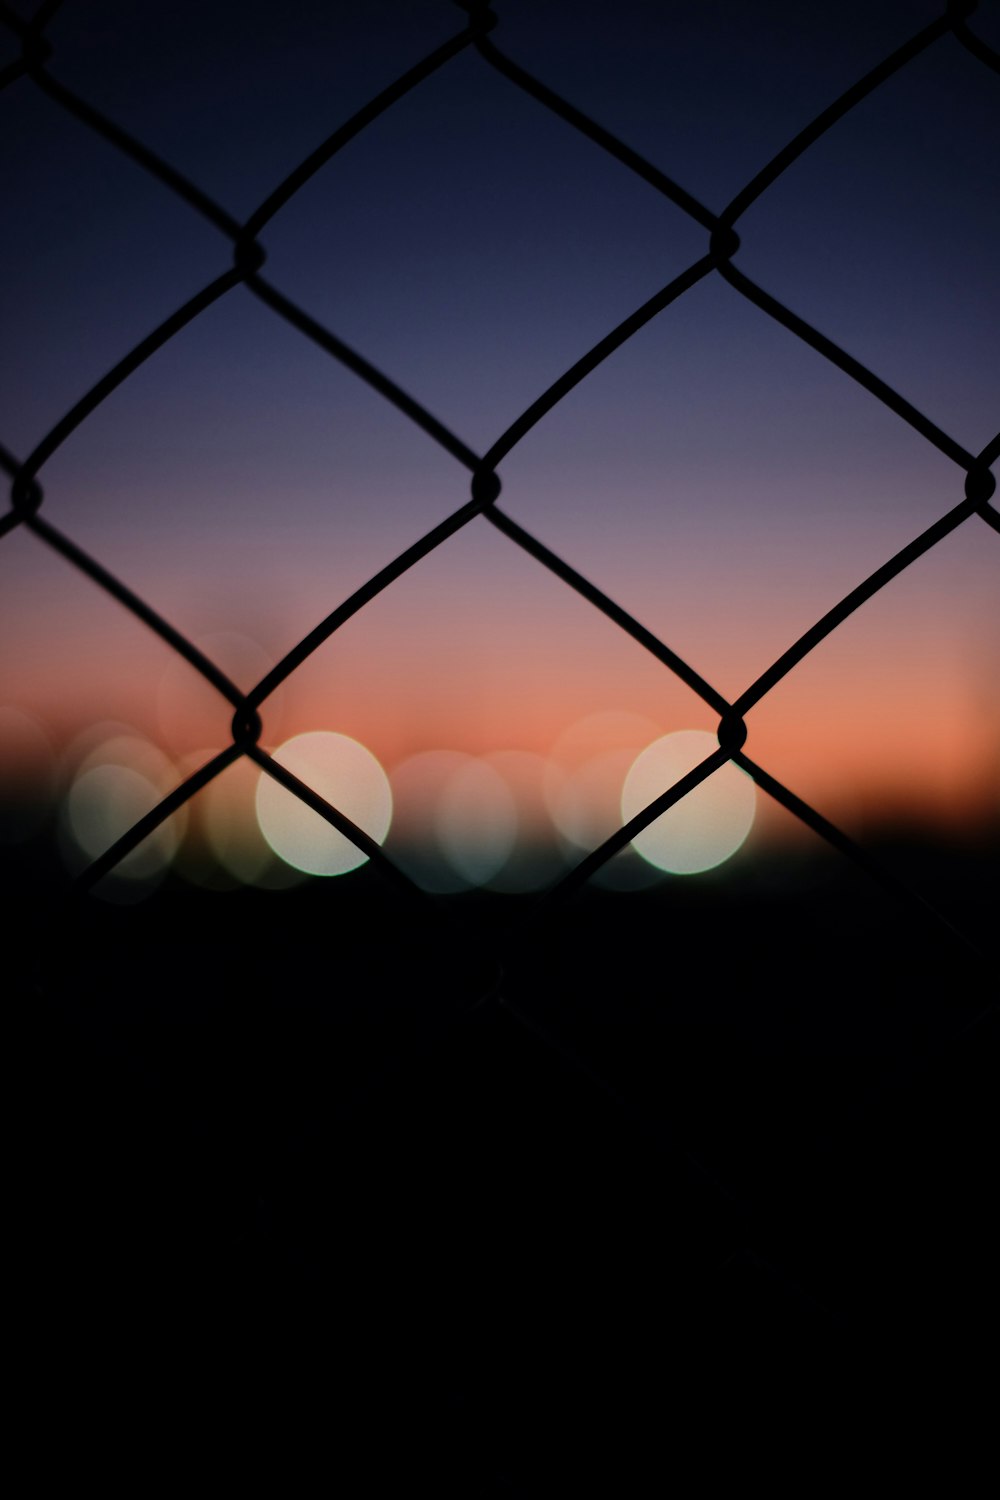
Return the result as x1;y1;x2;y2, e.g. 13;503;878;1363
204;787;284;886
435;756;518;886
544;712;666;890
171;749;297;889
481;750;565;892
61;731;184;892
387;750;516;892
622;729;756;875
549;746;639;851
65;759;179;883
255;731;391;876
547;749;663;890
546;710;663;773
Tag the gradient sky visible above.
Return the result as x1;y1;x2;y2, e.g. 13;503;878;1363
1;0;997;875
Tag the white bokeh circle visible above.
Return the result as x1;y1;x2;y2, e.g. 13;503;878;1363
62;731;184;886
622;729;756;875
255;731;391;876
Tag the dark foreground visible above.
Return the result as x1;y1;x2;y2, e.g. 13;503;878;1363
10;835;999;1487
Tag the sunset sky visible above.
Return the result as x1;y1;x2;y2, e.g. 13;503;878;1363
1;0;997;888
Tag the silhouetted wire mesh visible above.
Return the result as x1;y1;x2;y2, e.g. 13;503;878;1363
1;0;997;988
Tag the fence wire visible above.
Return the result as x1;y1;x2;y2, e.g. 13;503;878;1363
3;2;995;1452
1;0;997;975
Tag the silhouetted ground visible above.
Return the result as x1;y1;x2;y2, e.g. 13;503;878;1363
8;831;998;1487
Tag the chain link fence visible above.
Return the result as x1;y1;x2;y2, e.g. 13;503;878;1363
2;0;996;930
4;0;998;1478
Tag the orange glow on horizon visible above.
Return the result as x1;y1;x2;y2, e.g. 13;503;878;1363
2;498;996;854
